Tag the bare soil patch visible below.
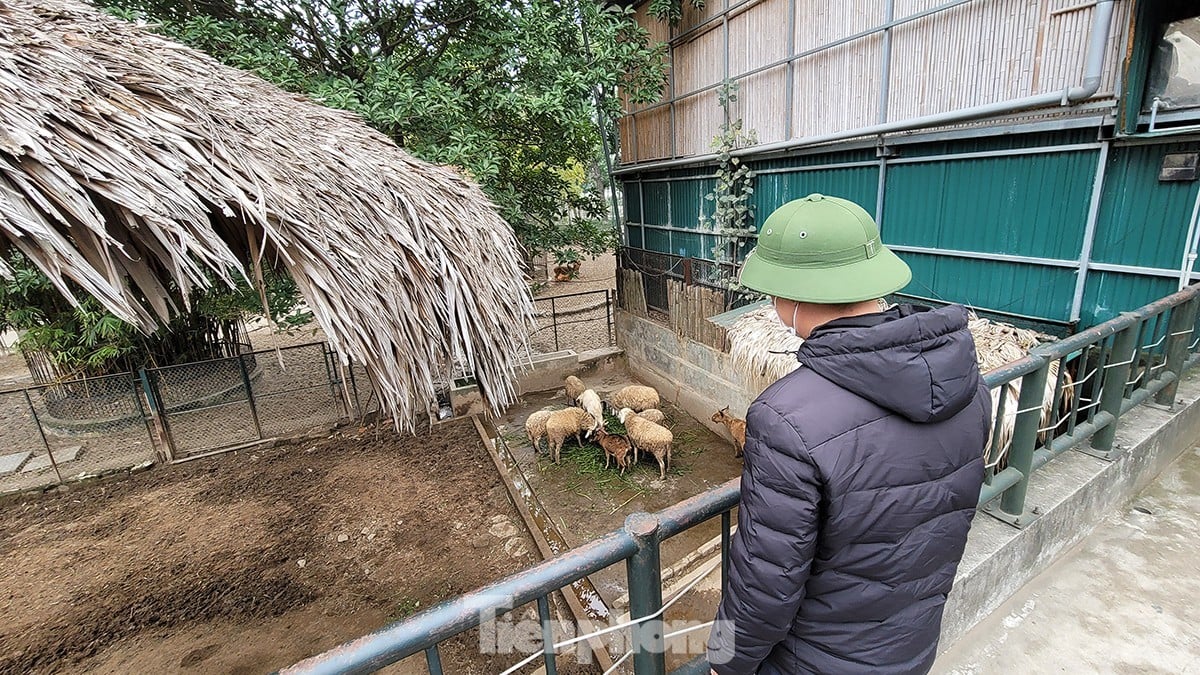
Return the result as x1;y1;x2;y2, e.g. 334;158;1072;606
0;418;566;674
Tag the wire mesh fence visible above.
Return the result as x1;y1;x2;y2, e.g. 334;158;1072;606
530;290;615;354
0;374;156;494
0;342;379;495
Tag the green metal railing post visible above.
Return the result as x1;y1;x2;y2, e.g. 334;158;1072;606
1156;297;1199;407
998;359;1050;520
237;355;265;440
1091;322;1139;454
625;513;665;675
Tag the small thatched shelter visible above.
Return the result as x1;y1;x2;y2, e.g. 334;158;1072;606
0;0;534;426
726;302;1072;470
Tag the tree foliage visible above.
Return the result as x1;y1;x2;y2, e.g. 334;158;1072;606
102;0;669;260
0;253;311;377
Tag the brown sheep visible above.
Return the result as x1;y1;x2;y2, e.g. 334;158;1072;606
711;407;746;458
524;409;555;453
596;428;633;474
618;408;673;479
546;407;599;464
608;385;660;413
564;375;586;406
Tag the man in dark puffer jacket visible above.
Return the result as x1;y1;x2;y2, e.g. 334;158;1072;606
707;194;991;674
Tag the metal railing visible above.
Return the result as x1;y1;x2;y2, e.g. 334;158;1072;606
283;283;1200;675
531;289;616;353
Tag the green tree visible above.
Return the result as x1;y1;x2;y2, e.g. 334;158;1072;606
0;253;310;379
102;0;669;262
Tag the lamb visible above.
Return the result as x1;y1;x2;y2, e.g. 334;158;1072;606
577;389;604;428
711;407;747;458
607;384;660;413
634;408;666;425
546;407;599;464
524;409;555;453
618;407;673;479
596;427;634;474
564;375;586;406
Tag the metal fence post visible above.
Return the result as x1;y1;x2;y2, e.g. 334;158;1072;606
23;389;62;484
1156;297;1199;407
625;513;665;675
551;297;559;351
1091;322;1139;455
606;289;613;346
997;359;1050;523
140;368;177;461
238;355;265;440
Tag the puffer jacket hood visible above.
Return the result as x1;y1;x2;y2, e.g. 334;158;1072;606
798;304;981;423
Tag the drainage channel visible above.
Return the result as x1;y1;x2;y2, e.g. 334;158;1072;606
472;416;616;671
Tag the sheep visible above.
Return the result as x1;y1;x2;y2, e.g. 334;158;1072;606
634;408;666;425
711;407;747;458
546;407;599;464
564;375;586;406
618;407;673;479
608;384;660;413
577;389;604;428
595;427;634;474
524;409;555;453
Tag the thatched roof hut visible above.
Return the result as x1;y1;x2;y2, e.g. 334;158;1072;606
0;0;534;426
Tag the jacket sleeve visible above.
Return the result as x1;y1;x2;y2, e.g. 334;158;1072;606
707;402;822;674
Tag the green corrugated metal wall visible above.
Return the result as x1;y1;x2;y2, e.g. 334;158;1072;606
622;134;1200;330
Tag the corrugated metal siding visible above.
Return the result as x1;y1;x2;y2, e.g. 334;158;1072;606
752;166;880;227
899;252;1077;322
644;226;671;254
642;182;671;225
1079;271;1179;327
1091;141;1200;269
669;178;716;229
624;182;642;223
626;224;646;250
883;149;1098;259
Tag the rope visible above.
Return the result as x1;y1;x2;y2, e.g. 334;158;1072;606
498;554;724;675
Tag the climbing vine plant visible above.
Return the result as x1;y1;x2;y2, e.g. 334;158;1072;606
648;0;706;24
698;81;758;291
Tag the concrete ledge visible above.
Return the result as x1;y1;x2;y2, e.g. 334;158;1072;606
939;370;1200;652
516;350;579;395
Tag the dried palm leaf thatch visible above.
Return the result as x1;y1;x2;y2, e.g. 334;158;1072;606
725;302;1074;468
0;0;534;428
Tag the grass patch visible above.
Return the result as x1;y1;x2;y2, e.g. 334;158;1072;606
388;597;421;621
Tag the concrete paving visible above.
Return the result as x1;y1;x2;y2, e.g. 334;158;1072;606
934;446;1200;675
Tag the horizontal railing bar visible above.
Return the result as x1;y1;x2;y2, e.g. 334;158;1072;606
281;530;639;675
1031;411;1115;472
1120;373;1175;414
977;466;1024;505
656;479;741;540
533;289;613;301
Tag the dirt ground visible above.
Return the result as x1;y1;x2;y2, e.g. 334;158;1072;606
0;418;573;675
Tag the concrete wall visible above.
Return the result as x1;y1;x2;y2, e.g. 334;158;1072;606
617;310;759;443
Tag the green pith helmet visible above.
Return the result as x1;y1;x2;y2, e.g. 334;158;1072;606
738;193;911;303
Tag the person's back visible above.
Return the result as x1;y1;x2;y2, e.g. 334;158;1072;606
707;194;990;674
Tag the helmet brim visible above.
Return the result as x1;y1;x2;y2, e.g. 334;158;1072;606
738;246;912;304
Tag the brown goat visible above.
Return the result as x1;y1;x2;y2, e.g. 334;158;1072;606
711;407;746;458
595;427;633;474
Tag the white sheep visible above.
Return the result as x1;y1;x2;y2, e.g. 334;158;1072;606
577;389;604;428
524;409;555;453
564;375;586;406
618;407;673;479
546;407;599;464
608;384;660;413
